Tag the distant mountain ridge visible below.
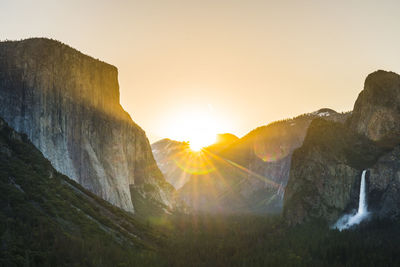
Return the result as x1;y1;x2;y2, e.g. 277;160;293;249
207;133;240;153
152;108;350;214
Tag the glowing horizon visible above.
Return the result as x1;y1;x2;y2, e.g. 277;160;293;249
2;1;400;143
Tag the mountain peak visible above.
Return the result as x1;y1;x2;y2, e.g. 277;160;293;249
351;70;400;145
311;108;338;117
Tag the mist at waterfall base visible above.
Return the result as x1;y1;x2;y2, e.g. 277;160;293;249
334;170;370;231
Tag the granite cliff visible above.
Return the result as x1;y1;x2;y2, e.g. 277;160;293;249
284;70;400;225
0;38;175;213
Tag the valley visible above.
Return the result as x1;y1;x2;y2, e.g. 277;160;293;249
1;38;400;266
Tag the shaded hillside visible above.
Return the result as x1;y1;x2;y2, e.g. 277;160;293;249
284;70;400;225
206;133;239;153
0;38;175;213
0;117;162;266
221;108;349;179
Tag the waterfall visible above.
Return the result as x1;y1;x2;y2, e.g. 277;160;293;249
358;170;367;215
333;170;370;231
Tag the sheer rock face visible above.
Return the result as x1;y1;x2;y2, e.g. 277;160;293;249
368;146;400;218
284;70;400;225
0;38;175;212
350;70;400;146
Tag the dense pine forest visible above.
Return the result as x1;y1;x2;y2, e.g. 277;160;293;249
158;215;400;267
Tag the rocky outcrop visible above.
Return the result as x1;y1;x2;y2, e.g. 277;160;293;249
283;119;387;225
350;71;400;146
284;70;400;225
0;38;175;212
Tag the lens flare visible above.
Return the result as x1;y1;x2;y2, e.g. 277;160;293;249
253;141;289;162
173;148;216;175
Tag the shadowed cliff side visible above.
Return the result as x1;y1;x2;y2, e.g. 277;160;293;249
0;116;163;266
284;70;400;225
0;38;176;213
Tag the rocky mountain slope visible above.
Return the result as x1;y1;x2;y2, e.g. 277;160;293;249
153;109;349;213
220;108;349;189
0;38;175;213
0;116;161;266
284;70;400;225
152;139;191;189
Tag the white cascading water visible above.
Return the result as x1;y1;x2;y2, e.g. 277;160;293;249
334;170;370;231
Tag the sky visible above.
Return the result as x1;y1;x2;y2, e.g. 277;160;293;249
1;0;400;143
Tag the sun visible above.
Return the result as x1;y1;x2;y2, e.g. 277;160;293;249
188;132;216;151
161;105;226;151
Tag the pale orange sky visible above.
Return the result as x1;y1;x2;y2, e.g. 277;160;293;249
2;0;400;142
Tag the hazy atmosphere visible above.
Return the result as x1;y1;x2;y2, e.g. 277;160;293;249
2;0;400;143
